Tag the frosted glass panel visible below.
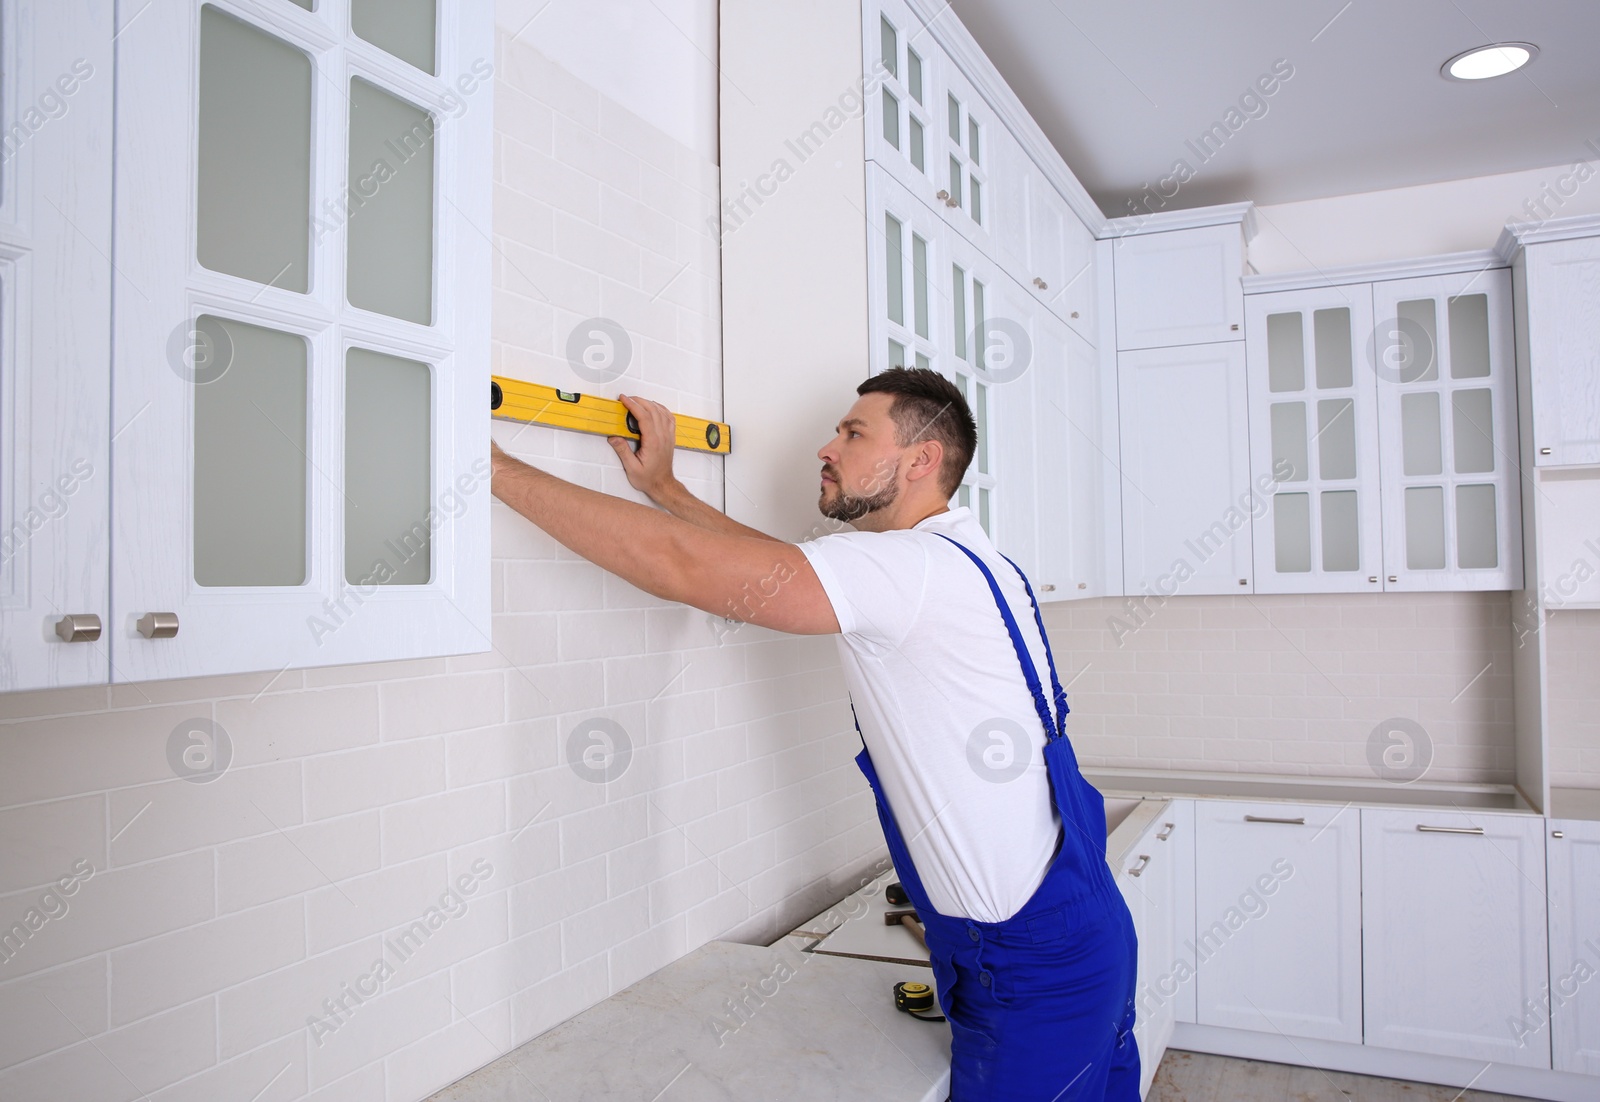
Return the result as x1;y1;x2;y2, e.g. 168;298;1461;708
969;118;980;163
1401;391;1442;476
1456;484;1498;568
1396;299;1438;382
888;339;906;369
1448;293;1490;378
909;117;925;172
976;383;989;474
347;79;435;324
288;0;312;8
952;265;967;359
1453;389;1495;473
1405;486;1446;570
948;157;963;206
881;88;899;149
1274;493;1311;573
970;177;982;224
1266;312;1304;393
352;0;436;74
915;351;930;372
193;316;307;586
911;234;929;339
973;282;986;371
907;50;923;103
1271;402;1308;482
957;484;971;509
885;215;903;325
1313;307;1353;389
880;16;897;76
947;94;960;141
979;487;991;534
346;349;431;584
1317;398;1356;479
1321;490;1359;572
197;6;311;292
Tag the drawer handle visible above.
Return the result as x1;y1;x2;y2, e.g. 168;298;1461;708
1127;854;1151;878
1539;447;1552;456
1156;822;1175;841
1417;824;1485;835
1244;815;1306;826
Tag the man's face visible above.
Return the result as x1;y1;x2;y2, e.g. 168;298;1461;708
817;393;901;522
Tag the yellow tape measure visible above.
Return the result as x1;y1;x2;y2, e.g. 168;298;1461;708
489;375;731;454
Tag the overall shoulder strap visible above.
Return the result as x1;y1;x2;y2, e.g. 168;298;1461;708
994;552;1071;731
933;534;1062;741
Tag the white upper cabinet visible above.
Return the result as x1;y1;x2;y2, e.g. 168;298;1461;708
1548;818;1600;1075
110;0;493;682
1112;223;1245;351
1194;802;1363;1044
0;1;114;692
1522;234;1600;466
931;51;995;260
1118;342;1253;595
865;0;940;210
1362;808;1550;1069
1371;270;1522;591
1246;285;1384;593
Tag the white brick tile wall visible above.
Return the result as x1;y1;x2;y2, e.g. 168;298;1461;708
1547;610;1600;789
0;958;106;1069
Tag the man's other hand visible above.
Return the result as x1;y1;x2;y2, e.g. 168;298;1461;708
609;394;679;501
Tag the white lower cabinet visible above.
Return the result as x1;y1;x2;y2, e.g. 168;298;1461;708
1194;801;1362;1043
1548;819;1600;1075
1361;808;1550;1068
1118;800;1194;1099
1117;342;1253;596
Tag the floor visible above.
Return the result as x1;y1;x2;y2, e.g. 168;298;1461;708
1148;1051;1541;1102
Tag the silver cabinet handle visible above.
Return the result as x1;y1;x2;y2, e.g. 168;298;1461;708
1071;311;1080;319
1245;815;1306;826
136;612;179;639
1156;822;1175;841
1389;575;1398;583
1417;824;1485;835
1552;830;1565;839
1540;447;1552;456
1230;323;1240;331
1077;582;1087;589
1033;276;1048;290
1040;583;1055;592
1369;576;1379;583
55;614;102;643
935;189;950;202
1127;854;1151;877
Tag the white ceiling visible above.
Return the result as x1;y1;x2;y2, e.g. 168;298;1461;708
946;0;1600;216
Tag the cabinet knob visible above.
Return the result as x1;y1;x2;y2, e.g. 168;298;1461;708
54;614;102;643
1033;277;1048;290
1238;578;1248;586
1039;583;1056;592
1368;576;1379;583
1070;311;1079;319
1077;582;1087;590
136;612;179;639
1552;830;1565;839
1539;447;1552;456
1127;854;1151;877
1230;323;1240;331
935;189;949;201
1388;575;1398;583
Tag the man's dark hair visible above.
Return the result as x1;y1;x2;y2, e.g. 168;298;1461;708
856;367;977;497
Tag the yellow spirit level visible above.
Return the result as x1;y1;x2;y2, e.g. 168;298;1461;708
489;375;731;455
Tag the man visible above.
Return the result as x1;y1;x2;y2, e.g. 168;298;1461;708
491;367;1139;1101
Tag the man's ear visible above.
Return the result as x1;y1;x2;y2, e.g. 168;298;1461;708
904;438;945;485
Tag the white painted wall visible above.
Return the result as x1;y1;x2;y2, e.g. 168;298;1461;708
1250;155;1600;274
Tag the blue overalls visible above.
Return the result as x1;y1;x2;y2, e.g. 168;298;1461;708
854;535;1140;1101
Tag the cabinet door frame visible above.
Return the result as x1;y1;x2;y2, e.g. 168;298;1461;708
1361;807;1550;1068
1548;818;1600;1074
862;0;942;212
1372;269;1523;592
110;0;492;682
1524;236;1600;467
1111;224;1245;351
1245;284;1384;594
1193;800;1363;1044
0;0;114;691
1117;342;1254;596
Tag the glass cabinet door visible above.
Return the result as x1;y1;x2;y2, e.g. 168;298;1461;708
866;0;939;206
1245;285;1383;593
0;2;114;691
1372;270;1522;591
110;0;493;682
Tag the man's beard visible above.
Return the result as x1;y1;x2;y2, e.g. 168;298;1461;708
818;465;898;522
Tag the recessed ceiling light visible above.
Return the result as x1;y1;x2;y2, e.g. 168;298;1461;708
1441;43;1538;81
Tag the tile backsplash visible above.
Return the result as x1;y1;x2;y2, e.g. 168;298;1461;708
1547;610;1600;789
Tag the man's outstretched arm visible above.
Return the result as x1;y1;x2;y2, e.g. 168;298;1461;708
491;443;838;635
607;394;783;543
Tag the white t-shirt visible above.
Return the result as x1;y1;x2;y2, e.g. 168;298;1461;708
799;506;1062;923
